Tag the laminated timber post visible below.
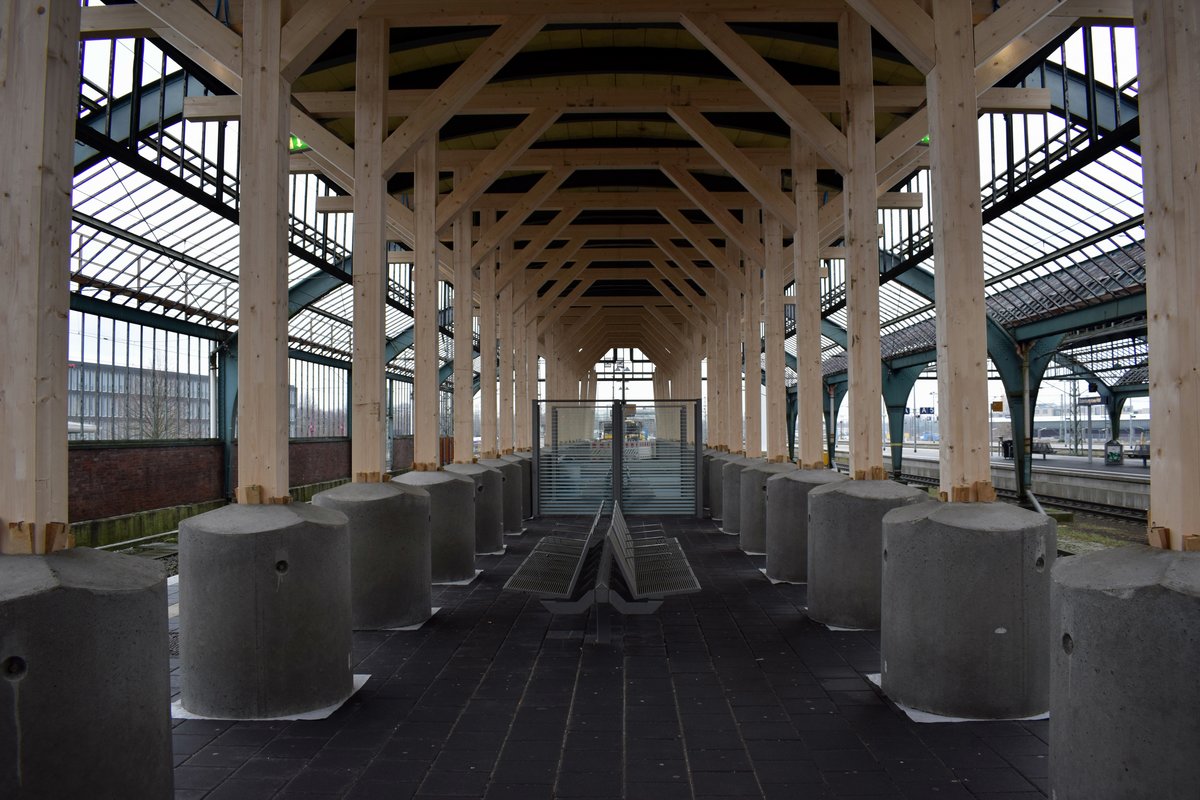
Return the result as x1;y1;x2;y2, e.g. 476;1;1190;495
236;0;292;502
742;210;763;458
927;0;994;503
498;235;515;453
0;0;79;553
1135;0;1200;549
412;137;441;470
725;242;745;453
479;213;499;458
792;133;826;469
350;19;388;484
451;178;474;464
763;170;789;462
840;8;886;482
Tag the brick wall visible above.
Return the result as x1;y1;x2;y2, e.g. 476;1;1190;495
69;441;223;521
70;438;354;521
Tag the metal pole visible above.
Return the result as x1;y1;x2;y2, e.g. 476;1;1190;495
612;400;624;507
1087;405;1093;463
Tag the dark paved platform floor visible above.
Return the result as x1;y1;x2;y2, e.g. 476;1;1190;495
170;516;1049;799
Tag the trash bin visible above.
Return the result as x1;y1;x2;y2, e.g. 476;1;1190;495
1105;440;1124;466
1001;438;1014;459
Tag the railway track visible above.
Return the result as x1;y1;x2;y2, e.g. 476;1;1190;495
896;471;1148;524
97;531;179;561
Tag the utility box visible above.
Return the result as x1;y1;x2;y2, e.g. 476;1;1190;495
1105;440;1124;466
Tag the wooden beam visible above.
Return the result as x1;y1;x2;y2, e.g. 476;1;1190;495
526;258;594;320
452;176;475;463
843;0;935;74
537;278;596;333
185;86;1048;123
725;242;745;453
497;237;515;452
80;4;156;39
651;213;727;293
412;137;440;469
1135;0;1200;547
646;271;706;328
841;7;884;480
513;239;586;310
659;165;766;267
363;0;853;26
237;0;290;499
350;19;389;479
681;12;849;175
929;0;993;500
496;208;582;289
667;106;795;225
742;211;763;458
471;168;572;268
435;108;560;231
380;15;544;176
280;0;375;83
763;171;788;461
134;0;243;92
972;0;1065;69
792;132;825;469
0;0;78;545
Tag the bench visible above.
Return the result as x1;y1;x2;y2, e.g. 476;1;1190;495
503;502;607;601
1127;444;1150;467
604;503;701;610
1032;441;1055;459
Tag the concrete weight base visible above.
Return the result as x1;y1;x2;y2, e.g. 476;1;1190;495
721;457;761;535
1050;547;1200;799
178;503;353;719
393;471;476;583
313;482;432;629
708;452;736;522
444;463;504;553
765;469;849;583
511;452;533;519
739;462;796;553
807;480;930;629
480;458;523;534
0;549;173;798
881;501;1055;719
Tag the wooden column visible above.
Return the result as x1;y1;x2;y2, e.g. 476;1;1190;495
763;173;788;462
451;185;475;463
498;239;515;453
236;0;291;501
742;211;763;458
1135;0;1200;549
704;333;717;445
0;0;79;553
479;212;498;458
928;0;994;502
792;133;826;469
412;137;440;470
725;243;745;453
513;270;530;450
350;19;388;482
841;8;885;481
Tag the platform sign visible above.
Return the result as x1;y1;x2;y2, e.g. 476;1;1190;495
1078;395;1105;407
918;406;935;415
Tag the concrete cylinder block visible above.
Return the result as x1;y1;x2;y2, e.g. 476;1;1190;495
444;463;505;553
393;471;476;583
720;457;761;535
708;452;737;522
807;480;931;629
512;452;534;519
312;481;432;629
765;469;850;583
178;503;353;719
0;549;173;798
479;458;524;534
739;462;797;554
1050;547;1200;798
881;501;1055;719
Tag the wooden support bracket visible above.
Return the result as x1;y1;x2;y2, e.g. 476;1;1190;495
1148;526;1170;549
354;471;387;483
412;462;439;472
1182;535;1200;553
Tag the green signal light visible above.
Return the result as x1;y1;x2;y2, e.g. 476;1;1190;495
919;134;931;145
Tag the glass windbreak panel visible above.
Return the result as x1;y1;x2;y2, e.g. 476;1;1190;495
537;401;614;515
621;402;697;516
